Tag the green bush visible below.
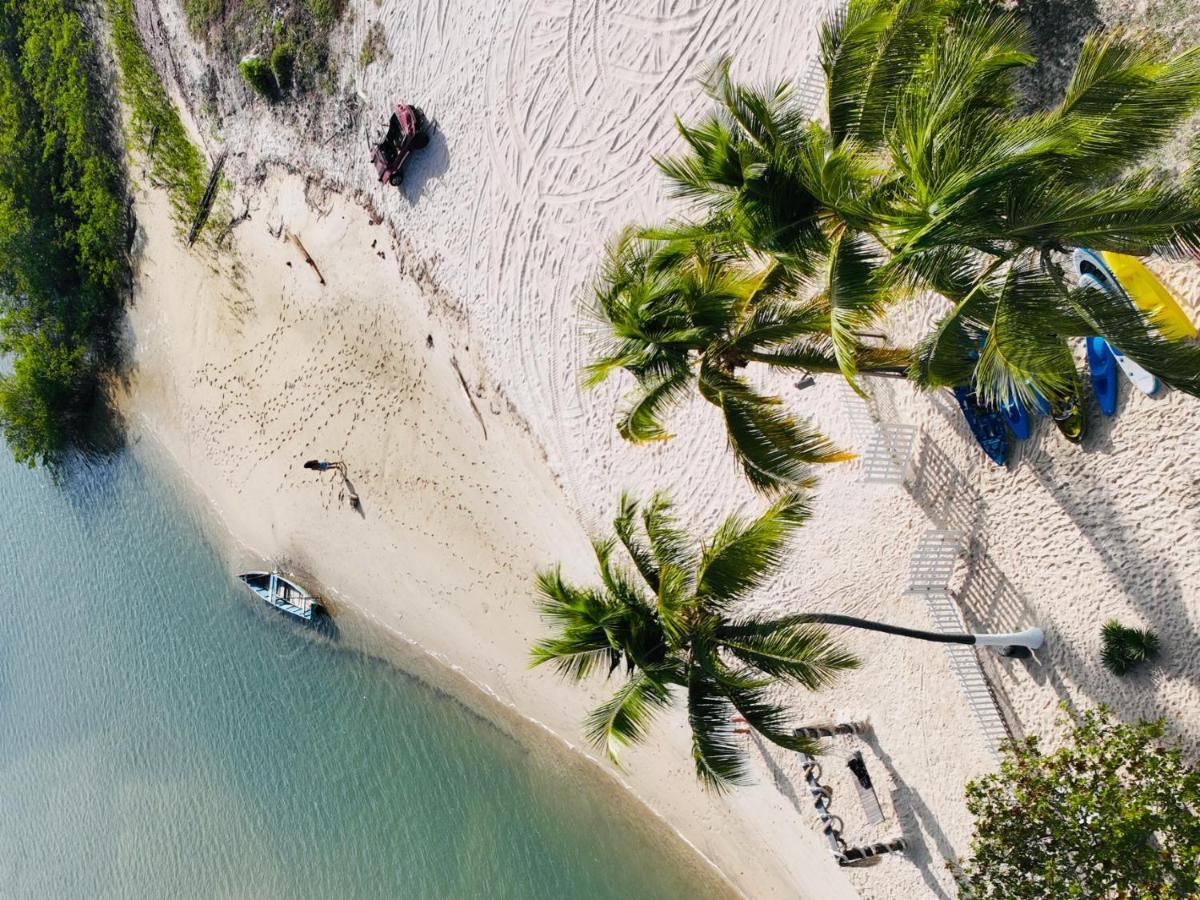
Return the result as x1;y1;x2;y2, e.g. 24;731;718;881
959;707;1200;897
0;0;128;466
270;44;294;91
1101;620;1161;675
239;57;275;98
109;0;210;226
358;22;386;69
306;0;344;27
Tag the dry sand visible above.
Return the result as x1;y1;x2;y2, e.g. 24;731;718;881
120;174;859;899
118;0;1200;898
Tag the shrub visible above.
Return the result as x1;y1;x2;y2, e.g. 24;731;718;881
958;707;1200;898
270;44;294;91
1101;620;1161;675
358;22;386;69
109;0;210;226
239;56;275;98
0;0;129;466
307;0;344;27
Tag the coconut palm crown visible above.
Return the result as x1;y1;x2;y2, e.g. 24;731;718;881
530;490;858;790
588;0;1200;493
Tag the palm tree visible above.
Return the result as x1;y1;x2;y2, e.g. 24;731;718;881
585;231;908;492
531;490;859;789
588;0;1200;491
531;489;1046;789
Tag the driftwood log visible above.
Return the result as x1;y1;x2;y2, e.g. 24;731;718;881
287;232;325;285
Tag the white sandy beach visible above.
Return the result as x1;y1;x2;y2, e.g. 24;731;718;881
119;0;1200;897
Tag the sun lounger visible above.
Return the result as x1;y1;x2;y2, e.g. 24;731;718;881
847;751;884;826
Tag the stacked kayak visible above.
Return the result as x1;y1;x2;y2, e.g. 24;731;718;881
1073;249;1169;403
954;386;1009;466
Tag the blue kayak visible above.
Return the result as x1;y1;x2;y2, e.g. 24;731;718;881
1001;397;1031;439
954;386;1009;466
1086;336;1118;416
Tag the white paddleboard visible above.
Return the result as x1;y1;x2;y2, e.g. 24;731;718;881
1108;346;1159;396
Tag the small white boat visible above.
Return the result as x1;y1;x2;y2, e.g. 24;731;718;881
238;571;319;621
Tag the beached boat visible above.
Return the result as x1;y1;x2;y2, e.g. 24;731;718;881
238;571;319;621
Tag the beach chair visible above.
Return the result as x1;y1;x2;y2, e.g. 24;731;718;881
847;751;884;826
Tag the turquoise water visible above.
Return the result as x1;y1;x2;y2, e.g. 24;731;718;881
0;449;723;898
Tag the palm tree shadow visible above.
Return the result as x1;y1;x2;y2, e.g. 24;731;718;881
1023;457;1200;740
746;732;815;821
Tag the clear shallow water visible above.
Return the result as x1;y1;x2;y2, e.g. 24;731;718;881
0;449;722;898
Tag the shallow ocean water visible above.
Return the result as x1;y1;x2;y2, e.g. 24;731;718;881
0;448;720;898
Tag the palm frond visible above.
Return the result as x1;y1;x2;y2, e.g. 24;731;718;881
1067;279;1200;396
1055;31;1200;178
826;230;891;390
613;492;660;593
655;114;748;204
822;0;901;145
973;258;1083;407
1001;173;1200;257
640;492;695;577
616;367;694;443
718;617;861;688
584;669;674;763
695;492;812;607
823;0;947;147
686;659;748;790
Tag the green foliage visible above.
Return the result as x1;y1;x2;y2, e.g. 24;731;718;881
108;0;210;228
0;0;128;466
1100;619;1160;675
270;44;294;91
0;330;91;466
181;0;224;33
588;0;1200;492
530;490;858;790
306;0;344;27
358;22;386;69
958;707;1200;897
184;0;345;96
239;57;276;98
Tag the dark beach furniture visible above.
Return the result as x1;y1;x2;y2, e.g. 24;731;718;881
847;751;885;826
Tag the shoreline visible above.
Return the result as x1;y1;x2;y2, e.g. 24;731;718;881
123;418;741;900
117;171;857;899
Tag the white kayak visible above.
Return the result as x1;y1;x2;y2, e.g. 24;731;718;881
1108;345;1160;396
1072;249;1161;396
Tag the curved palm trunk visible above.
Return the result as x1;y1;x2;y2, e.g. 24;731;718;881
799;613;1043;652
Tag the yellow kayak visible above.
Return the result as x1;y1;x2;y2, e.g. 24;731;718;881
1101;252;1198;340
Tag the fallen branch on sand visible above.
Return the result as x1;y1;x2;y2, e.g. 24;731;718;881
287;232;325;284
451;356;488;439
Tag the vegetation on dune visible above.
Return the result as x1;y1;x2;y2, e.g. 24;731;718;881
958;706;1200;897
358;22;387;70
0;0;128;466
108;0;210;228
530;490;859;790
185;0;346;97
239;56;275;98
588;0;1200;492
1100;619;1160;675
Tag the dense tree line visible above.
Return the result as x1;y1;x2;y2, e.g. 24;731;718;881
0;0;128;466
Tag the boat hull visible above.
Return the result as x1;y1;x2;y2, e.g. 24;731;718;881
238;571;318;621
